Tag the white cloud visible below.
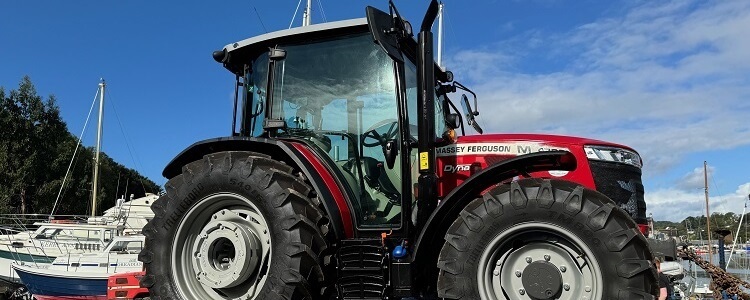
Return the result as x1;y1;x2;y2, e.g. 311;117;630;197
444;0;750;175
647;182;750;222
676;165;715;191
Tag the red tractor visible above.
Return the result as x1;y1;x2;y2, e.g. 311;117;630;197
139;1;657;299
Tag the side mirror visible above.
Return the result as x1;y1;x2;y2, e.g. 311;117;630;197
384;139;399;169
461;94;483;134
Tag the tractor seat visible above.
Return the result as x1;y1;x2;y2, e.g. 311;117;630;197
360;157;400;201
345;157;401;202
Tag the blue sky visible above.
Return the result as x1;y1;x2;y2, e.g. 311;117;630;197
1;0;748;222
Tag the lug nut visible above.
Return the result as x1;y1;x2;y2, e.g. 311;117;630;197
585;286;591;292
560;266;566;272
519;289;525;295
515;271;522;277
563;284;570;291
493;270;500;276
525;257;532;263
544;255;551;261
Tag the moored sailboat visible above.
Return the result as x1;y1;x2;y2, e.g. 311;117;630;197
12;235;145;300
0;193;156;283
0;80;156;284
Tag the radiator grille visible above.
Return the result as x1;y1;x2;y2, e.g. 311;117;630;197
588;160;647;224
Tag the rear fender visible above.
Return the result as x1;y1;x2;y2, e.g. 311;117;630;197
164;137;284;179
411;151;576;284
162;136;351;239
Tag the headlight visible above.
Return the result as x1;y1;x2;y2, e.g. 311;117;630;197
584;145;642;168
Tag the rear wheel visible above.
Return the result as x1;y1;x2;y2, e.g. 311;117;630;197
139;151;330;300
437;179;658;300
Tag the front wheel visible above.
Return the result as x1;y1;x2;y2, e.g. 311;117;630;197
139;151;330;300
437;179;658;300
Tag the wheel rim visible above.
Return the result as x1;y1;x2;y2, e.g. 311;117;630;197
477;222;603;300
172;193;272;299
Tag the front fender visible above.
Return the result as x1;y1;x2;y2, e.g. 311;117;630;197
412;151;576;284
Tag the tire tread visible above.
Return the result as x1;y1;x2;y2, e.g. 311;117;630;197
436;179;657;299
139;151;331;300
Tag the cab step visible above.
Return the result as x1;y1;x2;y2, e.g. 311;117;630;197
336;239;388;299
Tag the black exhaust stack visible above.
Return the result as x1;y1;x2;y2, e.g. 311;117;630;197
416;0;440;228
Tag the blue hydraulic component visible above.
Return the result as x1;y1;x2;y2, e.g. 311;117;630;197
392;241;408;259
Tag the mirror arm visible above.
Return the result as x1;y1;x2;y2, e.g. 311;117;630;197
388;1;412;39
453;81;479;114
388;1;401;20
436;83;456;96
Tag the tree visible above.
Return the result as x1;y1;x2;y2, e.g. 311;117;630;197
0;76;65;214
0;76;160;216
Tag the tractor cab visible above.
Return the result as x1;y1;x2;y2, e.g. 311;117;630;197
214;17;453;230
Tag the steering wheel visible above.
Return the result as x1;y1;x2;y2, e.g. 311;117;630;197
362;119;399;148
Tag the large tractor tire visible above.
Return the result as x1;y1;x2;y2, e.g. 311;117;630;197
437;178;658;300
139;151;331;300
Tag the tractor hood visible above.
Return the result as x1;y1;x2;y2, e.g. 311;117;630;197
437;134;636;156
458;133;633;150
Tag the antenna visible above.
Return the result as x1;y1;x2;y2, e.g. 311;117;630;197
437;1;444;67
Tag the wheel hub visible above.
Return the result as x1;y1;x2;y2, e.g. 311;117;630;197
479;224;602;300
521;261;562;299
192;210;263;289
172;193;273;300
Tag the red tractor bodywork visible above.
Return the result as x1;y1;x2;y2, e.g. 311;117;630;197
107;271;148;300
436;133;649;234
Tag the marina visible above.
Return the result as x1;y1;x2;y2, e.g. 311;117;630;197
1;0;748;299
679;252;750;299
0;193;155;298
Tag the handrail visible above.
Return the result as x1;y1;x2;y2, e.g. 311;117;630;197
49;234;64;256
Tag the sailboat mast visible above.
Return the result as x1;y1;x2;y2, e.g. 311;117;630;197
302;0;312;26
727;195;748;265
92;79;105;217
704;160;712;264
